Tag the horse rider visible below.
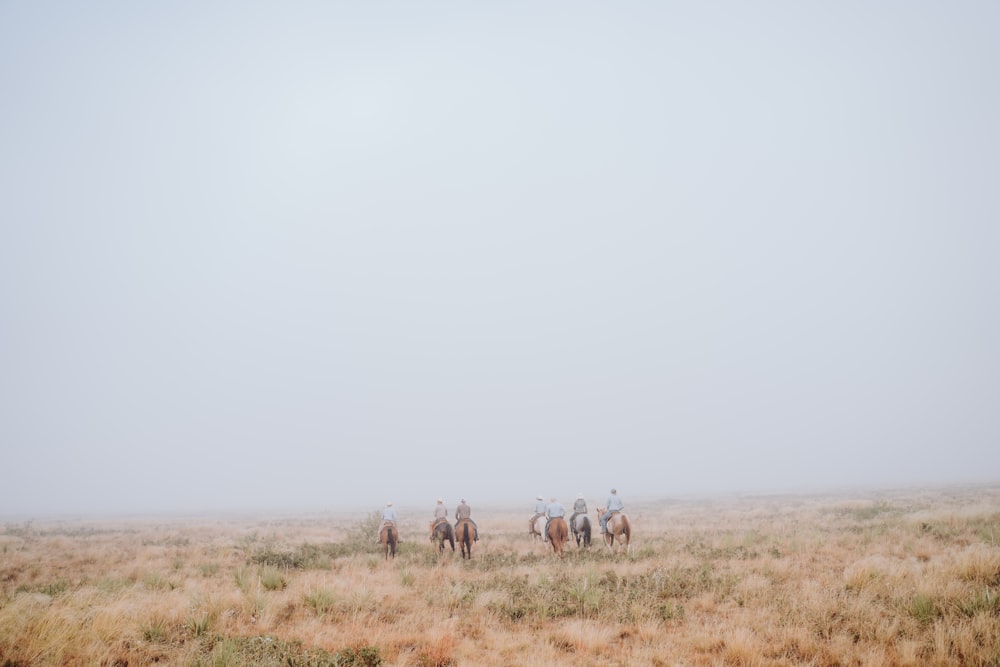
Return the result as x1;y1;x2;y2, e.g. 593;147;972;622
454;497;479;541
600;488;624;535
433;498;448;525
377;501;399;543
544;497;566;543
569;493;587;535
529;495;547;534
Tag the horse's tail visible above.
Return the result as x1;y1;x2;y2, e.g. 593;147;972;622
462;521;470;545
582;516;591;545
389;525;397;548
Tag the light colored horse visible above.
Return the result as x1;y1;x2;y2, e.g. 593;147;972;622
596;508;631;553
571;514;592;548
455;518;475;559
379;522;398;560
529;514;546;541
546;516;569;557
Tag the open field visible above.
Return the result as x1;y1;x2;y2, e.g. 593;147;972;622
2;485;999;666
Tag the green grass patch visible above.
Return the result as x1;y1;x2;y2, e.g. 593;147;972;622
15;579;71;597
909;593;939;625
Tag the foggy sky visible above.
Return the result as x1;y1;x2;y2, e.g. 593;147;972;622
2;2;998;517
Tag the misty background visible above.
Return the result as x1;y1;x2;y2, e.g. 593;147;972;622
2;2;998;518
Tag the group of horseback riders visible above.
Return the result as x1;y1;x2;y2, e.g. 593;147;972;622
376;488;625;546
529;488;626;542
431;497;479;541
377;498;480;542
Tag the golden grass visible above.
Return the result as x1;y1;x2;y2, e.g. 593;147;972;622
1;485;998;666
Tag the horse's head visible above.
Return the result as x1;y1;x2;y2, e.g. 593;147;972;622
596;507;606;515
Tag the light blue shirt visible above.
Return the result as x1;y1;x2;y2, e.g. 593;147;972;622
533;500;548;514
546;501;566;518
606;494;624;512
382;506;398;522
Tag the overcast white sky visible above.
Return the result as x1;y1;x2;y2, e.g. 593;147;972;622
2;2;998;518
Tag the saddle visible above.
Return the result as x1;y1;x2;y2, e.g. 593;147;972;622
431;517;448;528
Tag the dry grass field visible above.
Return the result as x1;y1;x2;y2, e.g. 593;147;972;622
2;485;998;666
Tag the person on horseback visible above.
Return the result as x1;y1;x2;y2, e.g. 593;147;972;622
377;501;399;543
454;497;479;541
529;495;546;534
544;497;566;543
600;488;624;535
569;493;587;535
433;498;448;524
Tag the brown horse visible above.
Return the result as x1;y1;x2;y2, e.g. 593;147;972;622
429;519;455;553
546;516;569;557
596;508;631;553
379;522;398;560
455;518;475;559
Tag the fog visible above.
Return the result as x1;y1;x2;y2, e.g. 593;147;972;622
2;2;998;518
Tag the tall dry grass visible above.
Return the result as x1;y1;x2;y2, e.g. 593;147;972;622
1;485;998;666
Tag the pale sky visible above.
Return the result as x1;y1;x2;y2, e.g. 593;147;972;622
2;2;998;517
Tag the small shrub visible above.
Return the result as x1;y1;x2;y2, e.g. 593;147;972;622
304;588;337;616
334;645;382;667
185;613;212;637
259;566;287;591
142;616;171;643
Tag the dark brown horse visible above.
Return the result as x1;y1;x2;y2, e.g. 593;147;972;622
379;522;398;560
455;518;475;559
546;516;569;557
429;519;455;553
596;508;631;553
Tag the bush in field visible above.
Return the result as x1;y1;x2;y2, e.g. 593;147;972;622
192;635;380;667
